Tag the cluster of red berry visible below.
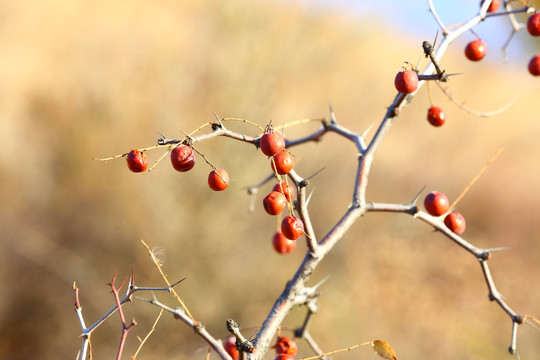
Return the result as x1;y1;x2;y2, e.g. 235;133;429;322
468;2;540;76
125;144;230;191
393;3;540;132
125;128;304;254
260;130;305;254
527;11;540;75
223;335;298;360
424;191;466;235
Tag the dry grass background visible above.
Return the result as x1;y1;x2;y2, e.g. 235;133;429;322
0;0;539;359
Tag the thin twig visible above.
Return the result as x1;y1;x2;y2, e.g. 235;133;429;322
436;81;519;117
449;147;504;210
132;308;163;359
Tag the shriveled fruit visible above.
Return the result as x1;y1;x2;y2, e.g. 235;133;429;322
528;55;540;76
126;149;148;173
427;106;446;127
272;232;296;254
444;211;466;235
273;181;295;202
208;168;229;191
263;191;287;215
281;216;304;240
273;336;298;356
271;151;294;175
527;13;540;36
465;39;486;61
424;191;449;216
394;69;419;94
260;131;286;157
171;145;196;172
223;337;239;360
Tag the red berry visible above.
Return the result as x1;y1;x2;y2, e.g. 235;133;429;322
224;337;239;360
273;336;298;356
444;211;466;235
171;145;196;172
394;69;419;94
126;149;148;173
465;39;486;61
263;191;287;215
424;191;450;216
427;106;446;127
281;216;304;240
271;151;294;175
528;55;540;76
481;0;499;13
527;13;540;36
274;355;295;360
208;168;229;191
272;181;295;202
260;131;286;157
272;232;296;254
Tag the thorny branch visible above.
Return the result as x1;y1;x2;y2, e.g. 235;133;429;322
83;1;539;359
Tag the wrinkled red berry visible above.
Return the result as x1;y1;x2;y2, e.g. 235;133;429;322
171;145;196;172
126;149;148;173
273;336;298;356
264;191;287;215
281;216;304;240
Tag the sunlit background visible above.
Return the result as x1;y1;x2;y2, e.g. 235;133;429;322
0;0;539;359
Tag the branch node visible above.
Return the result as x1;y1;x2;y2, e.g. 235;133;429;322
479;251;491;261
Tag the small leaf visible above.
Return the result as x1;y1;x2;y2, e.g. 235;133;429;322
372;340;397;360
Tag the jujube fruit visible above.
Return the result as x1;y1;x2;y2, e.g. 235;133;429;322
424;191;450;216
271;151;294;175
465;39;486;61
171;145;196;172
208;168;229;191
527;13;540;36
126;149;148;173
528;55;540;76
444;211;466;235
223;337;239;360
273;181;295;202
263;191;287;215
260;131;286;157
272;232;296;254
481;0;499;13
281;216;304;240
273;336;298;356
394;69;419;94
427;106;446;127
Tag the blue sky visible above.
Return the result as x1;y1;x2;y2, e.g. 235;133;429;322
303;0;533;61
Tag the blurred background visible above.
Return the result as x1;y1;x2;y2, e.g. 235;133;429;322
0;0;539;359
